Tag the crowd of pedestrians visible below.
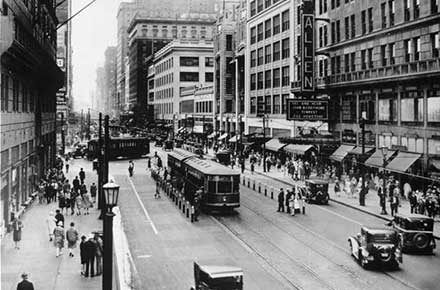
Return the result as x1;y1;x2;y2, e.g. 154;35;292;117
277;187;305;216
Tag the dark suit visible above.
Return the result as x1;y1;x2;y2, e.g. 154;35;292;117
17;279;34;290
84;240;97;277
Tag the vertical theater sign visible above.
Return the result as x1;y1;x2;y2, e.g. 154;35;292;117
301;0;315;92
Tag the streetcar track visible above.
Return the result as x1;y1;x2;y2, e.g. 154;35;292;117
238;185;423;290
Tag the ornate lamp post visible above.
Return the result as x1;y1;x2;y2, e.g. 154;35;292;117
380;147;388;215
102;181;120;290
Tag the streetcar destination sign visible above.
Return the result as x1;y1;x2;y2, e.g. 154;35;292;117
286;99;328;121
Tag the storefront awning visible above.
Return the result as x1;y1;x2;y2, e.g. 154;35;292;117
348;146;375;155
364;149;396;168
284;144;314;155
218;133;229;141
207;132;217;138
386;152;421;173
177;127;185;133
430;159;440;171
265;139;287;152
330;144;355;162
228;135;241;143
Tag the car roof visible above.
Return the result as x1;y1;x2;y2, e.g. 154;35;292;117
394;213;434;221
362;226;396;235
198;265;243;279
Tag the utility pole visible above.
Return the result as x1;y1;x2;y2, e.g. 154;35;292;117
97;113;103;212
100;115;110;219
263;115;267;173
87;108;91;140
359;115;366;206
80;109;84;140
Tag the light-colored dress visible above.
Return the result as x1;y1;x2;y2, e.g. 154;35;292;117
53;226;65;248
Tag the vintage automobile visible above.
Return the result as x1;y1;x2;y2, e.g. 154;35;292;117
389;213;436;253
193;262;243;290
348;226;403;269
72;142;88;158
302;179;330;204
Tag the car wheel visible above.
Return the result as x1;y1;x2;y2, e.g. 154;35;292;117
413;233;430;250
359;253;368;269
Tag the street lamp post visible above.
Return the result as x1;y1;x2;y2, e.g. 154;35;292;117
359;116;366;206
102;181;120;290
380;147;389;215
263;114;267;173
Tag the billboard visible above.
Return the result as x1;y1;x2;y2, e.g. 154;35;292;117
286;99;328;121
301;0;315;92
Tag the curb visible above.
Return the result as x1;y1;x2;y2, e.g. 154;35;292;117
250;170;440;240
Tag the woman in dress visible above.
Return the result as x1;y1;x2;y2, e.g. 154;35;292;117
82;190;93;215
53;221;65;257
46;211;57;242
75;194;83;215
11;216;23;249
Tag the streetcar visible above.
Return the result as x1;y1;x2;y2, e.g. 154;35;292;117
87;136;150;160
167;149;240;210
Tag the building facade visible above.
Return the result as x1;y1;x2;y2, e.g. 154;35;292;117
104;46;117;116
308;0;440;177
152;39;214;129
1;0;63;234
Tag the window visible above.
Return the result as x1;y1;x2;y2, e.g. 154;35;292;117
323;0;327;12
389;0;395;25
265;19;271;38
331;0;335;9
319;26;323;47
257;72;264;89
428;89;440;122
368;8;373;32
257;48;264;65
413;37;420;61
257;0;263;12
265;95;271;113
323;25;328;46
344;54;350;72
319;0;323;14
350;14;355;38
251;50;257;67
381;3;387;28
265;45;271;63
361;10;366;34
205;72;213;82
1;73;9;111
273;41;280;61
360;94;376;121
273;95;280;114
336;20;340;42
250;0;256;16
205;57;214;67
389;43;395;65
368;48;373;68
282;38;289;59
265;0;271;9
378;93;398;122
432;0;439;13
282;94;288;114
331;22;336;44
180;57;199;66
282;10;289;31
350;52;355;72
335;55;341;74
431;33;440;57
413;0;420;19
282;66;289;86
257;23;264;41
265;70;271;88
401;91;424;122
345;16;349;39
226;34;233;51
273;15;280;35
404;39;412;62
273;68;280;87
404;0;410;21
361;50;366;70
250;73;256;90
180;72;199;82
381;45;387;66
12;79;18;112
250;97;256;113
250;27;256;44
319;59;324;76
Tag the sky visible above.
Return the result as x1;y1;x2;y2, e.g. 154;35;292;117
71;0;123;112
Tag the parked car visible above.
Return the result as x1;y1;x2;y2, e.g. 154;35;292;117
302;179;330;204
193;262;243;290
72;143;87;158
348;226;403;269
389;213;436;253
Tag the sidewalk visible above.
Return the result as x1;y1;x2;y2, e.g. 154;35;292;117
1;156;102;290
205;148;440;238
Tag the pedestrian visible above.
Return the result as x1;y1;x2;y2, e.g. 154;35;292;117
79;168;86;183
90;183;97;203
157;157;163;169
163;168;168;181
128;160;134;177
289;192;295;216
16;272;34;290
409;190;418;213
76;194;83;215
73;176;80;192
54;209;64;226
11;215;23;249
84;234;97;277
82;190;93;215
65;158;70;173
66;222;79;257
46;211;57;242
79;182;87;197
277;188;285;212
147;157;151;170
334;178;341;197
94;232;103;276
58;192;66;215
38;181;45;204
80;235;87;275
390;193;399;216
53;221;65;257
285;190;292;214
241;160;245;174
70;188;77;215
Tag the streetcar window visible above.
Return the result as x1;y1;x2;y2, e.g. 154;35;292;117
208;181;216;193
218;181;232;193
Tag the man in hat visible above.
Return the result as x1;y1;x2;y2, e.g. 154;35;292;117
84;234;97;277
16;272;34;290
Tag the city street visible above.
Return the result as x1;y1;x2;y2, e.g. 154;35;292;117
106;146;440;290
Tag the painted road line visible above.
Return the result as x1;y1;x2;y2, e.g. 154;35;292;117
127;176;159;235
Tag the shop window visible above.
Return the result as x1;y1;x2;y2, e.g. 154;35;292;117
378;93;397;122
401;91;423;123
428;89;440;122
360;94;375;122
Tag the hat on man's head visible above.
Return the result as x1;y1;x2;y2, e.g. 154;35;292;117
21;272;28;279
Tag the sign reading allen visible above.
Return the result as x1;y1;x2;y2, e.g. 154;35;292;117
301;0;315;93
287;99;328;121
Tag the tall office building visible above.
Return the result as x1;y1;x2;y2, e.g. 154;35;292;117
104;47;118;116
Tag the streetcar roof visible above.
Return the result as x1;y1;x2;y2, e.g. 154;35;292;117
184;158;240;175
168;149;198;162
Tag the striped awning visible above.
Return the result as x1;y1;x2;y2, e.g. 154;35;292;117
365;149;396;168
265;139;287;152
330;145;355;162
284;144;314;155
386;152;421;173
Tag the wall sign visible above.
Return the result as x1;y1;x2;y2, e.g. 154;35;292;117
287;99;328;121
301;0;315;92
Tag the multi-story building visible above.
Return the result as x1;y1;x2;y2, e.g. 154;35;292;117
126;10;217;124
152;39;214;129
308;0;440;177
1;0;63;233
95;66;105;113
116;2;136;113
213;0;246;140
104;47;117;116
56;0;72;152
245;0;319;139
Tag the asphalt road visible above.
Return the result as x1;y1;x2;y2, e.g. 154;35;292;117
102;146;439;290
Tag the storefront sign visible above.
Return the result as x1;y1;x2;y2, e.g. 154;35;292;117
301;0;315;92
287;99;328;121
